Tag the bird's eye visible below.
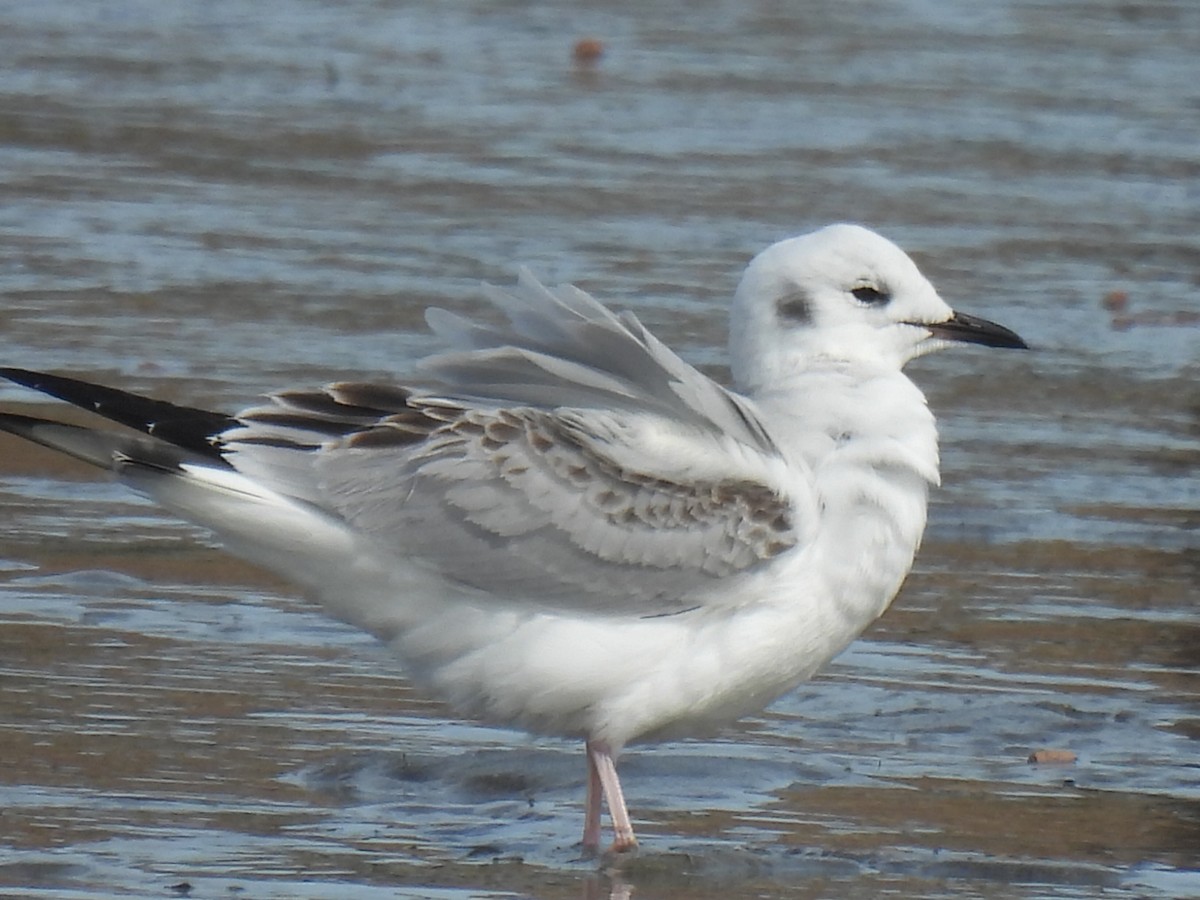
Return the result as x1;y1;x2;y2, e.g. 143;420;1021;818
851;286;890;305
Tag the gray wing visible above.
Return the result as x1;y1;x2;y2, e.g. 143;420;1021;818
222;272;815;616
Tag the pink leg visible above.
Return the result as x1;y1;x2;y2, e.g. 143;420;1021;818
586;739;638;853
582;746;603;852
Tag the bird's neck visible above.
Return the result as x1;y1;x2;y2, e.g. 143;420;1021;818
750;361;940;475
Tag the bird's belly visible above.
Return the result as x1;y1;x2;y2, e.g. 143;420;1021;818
378;558;893;751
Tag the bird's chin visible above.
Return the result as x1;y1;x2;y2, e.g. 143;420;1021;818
901;330;956;363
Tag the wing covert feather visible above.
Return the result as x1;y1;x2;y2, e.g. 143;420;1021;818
315;406;804;615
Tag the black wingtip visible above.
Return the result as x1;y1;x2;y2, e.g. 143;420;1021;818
1;367;235;460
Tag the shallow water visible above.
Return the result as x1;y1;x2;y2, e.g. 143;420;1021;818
0;1;1197;898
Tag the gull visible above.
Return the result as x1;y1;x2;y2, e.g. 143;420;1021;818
0;224;1026;854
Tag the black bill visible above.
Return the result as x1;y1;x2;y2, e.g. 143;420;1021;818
923;311;1028;349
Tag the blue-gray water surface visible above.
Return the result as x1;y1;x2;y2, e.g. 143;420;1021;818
0;2;1197;898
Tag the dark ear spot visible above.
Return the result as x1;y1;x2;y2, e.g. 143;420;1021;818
776;285;812;324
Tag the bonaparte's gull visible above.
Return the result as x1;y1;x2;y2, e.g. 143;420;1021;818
0;224;1027;853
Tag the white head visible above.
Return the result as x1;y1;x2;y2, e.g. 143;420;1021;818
729;224;1025;392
